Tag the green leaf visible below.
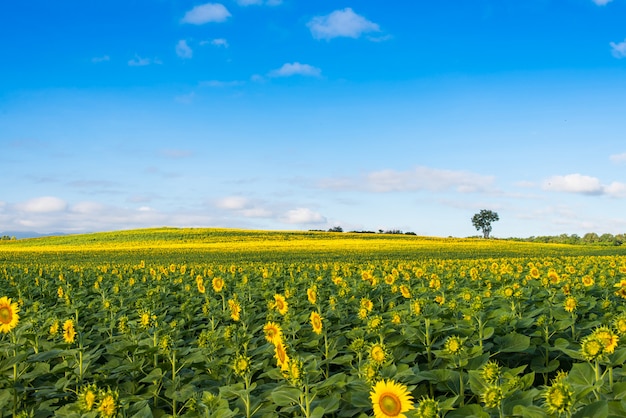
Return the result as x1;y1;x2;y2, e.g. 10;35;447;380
512;405;548;418
572;400;608;418
310;406;325;418
494;332;530;353
445;404;490;418
270;387;302;406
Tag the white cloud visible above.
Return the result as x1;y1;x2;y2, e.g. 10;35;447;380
181;3;231;24
237;0;282;5
282;208;326;224
610;39;626;58
91;55;110;63
268;62;321;77
592;0;613;5
176;40;193;59
18;196;67;213
216;196;250;210
542;174;626;197
307;8;380;40
205;38;229;48
71;201;105;214
200;80;244;87
543;174;604;195
128;55;162;66
318;166;495;193
610;153;626;163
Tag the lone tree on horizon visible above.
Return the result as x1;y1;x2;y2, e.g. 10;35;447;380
472;209;499;239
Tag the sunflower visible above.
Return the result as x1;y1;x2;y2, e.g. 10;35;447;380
415;396;440;418
97;389;118;418
310;311;323;335
543;381;573;416
481;385;503;409
263;321;283;345
307;287;317;304
480;360;501;384
212;277;224;293
77;384;98;412
613;315;626;336
370;379;414;418
361;298;374;312
369;342;388;365
63;319;76;344
196;279;206;294
0;297;19;334
582;275;594;287
399;285;411;299
49;320;59;336
273;294;288;315
444;335;465;355
580;335;604;361
592;326;619;354
228;299;241;321
274;340;290;370
563;296;577;313
233;354;250;377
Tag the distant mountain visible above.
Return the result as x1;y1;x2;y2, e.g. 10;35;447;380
0;231;67;239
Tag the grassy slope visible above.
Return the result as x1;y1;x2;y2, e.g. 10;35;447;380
1;227;625;264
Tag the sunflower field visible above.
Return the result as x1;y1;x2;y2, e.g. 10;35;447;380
2;229;626;418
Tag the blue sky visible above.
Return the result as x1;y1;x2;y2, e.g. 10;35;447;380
1;0;626;237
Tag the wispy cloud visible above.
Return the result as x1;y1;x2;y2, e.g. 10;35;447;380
542;173;626;197
318;166;495;193
237;0;282;5
592;0;613;5
201;38;229;48
200;80;244;87
307;8;380;40
17;196;67;213
91;55;110;63
610;153;626;163
176;40;193;59
268;62;321;77
215;196;273;218
128;55;162;66
181;3;231;24
282;208;326;224
610;39;626;58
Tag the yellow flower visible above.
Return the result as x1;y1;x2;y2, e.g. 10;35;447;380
444;335;465;355
399;285;411;299
370;379;415;418
263;322;283;345
593;326;619;354
63;319;76;344
233;354;250;377
274;340;290;370
307;287;317;304
361;298;374;312
196;279;205;294
415;396;440;418
613;315;626;336
481;385;503;409
369;343;388;365
480;360;501;384
543;381;573;415
212;277;224;293
97;390;117;418
582;275;594;287
310;311;323;335
228;299;241;321
580;335;604;361
57;286;64;298
0;297;20;334
564;296;577;313
392;313;401;324
49;320;59;336
273;294;288;315
412;300;421;315
77;384;98;412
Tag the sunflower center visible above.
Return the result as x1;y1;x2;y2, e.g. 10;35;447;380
379;392;402;416
0;307;11;324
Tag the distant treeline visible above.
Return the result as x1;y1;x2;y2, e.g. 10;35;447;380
508;233;626;246
309;227;417;235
